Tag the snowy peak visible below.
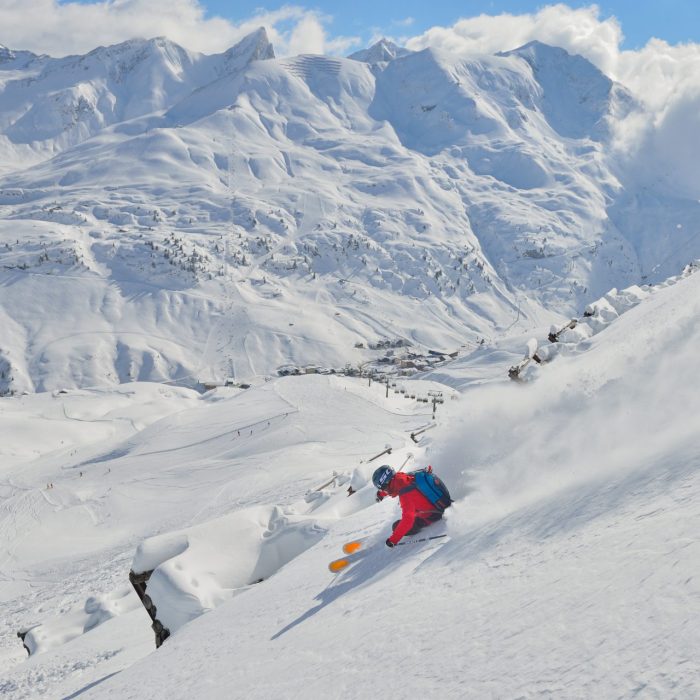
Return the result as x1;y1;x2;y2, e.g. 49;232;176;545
58;36;198;86
498;40;633;139
83;36;190;63
222;27;275;64
500;39;611;91
1;37;199;146
349;38;412;64
502;39;574;62
0;44;41;68
368;46;539;155
0;30;275;155
0;34;697;395
213;27;275;79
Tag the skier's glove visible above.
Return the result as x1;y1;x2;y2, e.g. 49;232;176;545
385;538;395;548
375;491;384;503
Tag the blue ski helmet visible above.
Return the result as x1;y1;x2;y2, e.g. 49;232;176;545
372;465;395;490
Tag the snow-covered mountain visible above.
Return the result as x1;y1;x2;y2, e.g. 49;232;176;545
1;28;699;698
0;31;698;396
0;30;273;166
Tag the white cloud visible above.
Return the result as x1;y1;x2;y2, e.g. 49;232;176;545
616;39;700;110
404;4;622;74
0;0;357;58
392;17;415;28
286;13;327;56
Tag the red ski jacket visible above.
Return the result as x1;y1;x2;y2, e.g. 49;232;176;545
378;472;440;545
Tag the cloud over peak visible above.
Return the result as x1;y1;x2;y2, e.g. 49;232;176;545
0;0;359;59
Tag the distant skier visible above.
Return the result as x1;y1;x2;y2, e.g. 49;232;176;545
372;464;452;547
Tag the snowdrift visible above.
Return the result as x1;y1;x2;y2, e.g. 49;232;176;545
18;586;141;657
130;505;326;637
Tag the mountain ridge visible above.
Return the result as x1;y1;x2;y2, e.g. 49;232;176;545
0;31;698;394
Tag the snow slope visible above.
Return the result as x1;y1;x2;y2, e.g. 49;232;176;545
1;264;698;698
1;33;699;394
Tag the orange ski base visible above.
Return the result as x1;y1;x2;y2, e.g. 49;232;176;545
328;557;351;573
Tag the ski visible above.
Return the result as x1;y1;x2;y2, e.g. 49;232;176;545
343;533;445;552
328;548;368;573
328;556;354;573
329;533;447;572
395;533;447;546
342;539;364;555
328;539;370;573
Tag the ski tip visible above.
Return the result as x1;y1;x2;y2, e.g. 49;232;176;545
342;541;362;555
328;558;351;573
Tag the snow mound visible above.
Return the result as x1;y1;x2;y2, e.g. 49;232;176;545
131;506;326;635
19;587;141;656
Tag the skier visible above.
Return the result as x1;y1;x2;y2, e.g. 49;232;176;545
372;464;451;547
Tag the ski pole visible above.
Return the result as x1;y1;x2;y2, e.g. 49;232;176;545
397;452;413;473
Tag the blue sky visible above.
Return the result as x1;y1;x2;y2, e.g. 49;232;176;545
10;0;697;68
197;1;700;50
